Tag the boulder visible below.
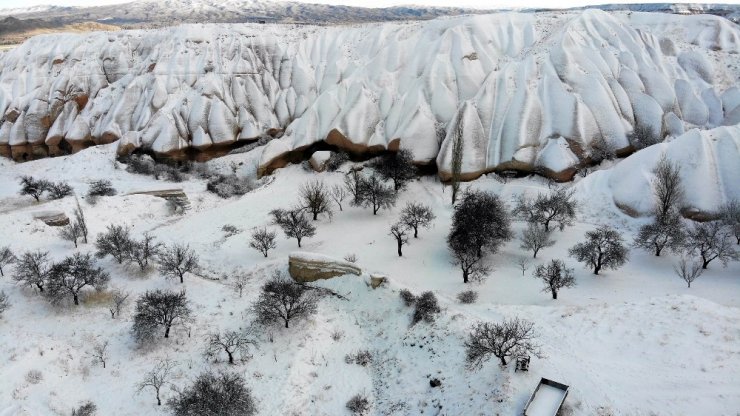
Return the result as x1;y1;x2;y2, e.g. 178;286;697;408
288;252;362;283
370;273;386;289
32;211;69;226
309;151;331;172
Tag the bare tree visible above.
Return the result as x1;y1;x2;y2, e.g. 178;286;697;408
270;208;316;248
300;179;333;221
73;198;89;244
0;246;16;277
448;240;490;284
158;244;199;283
132;290;192;342
127;233;162;271
88;179;116;198
369;149;417;192
0;291;9;318
465;318;541;368
249;228;277;257
253;271;319;328
13;250;51;292
359;174;397;215
569;225;629;275
450;114;464;205
633;156;686;257
533;259;576;299
46;253;110;305
167;371;256;415
18;176;50;202
71;401;97;416
344;169;365;206
652;155;684;222
59;222;83;248
627;123;660;150
412;291;440;325
720;199;740;244
513;188;577;232
400;202;436;238
231;272;249;298
516;257;530;276
88;339;110;368
448;190;512;259
589;135;616;163
634;213;685;256
108;289;130;318
389;223;410;257
330;184;347;211
520;223;555;258
48;181;73;200
684;221;738;269
95;224;132;264
203;330;258;364
674;257;703;288
137;359;176;406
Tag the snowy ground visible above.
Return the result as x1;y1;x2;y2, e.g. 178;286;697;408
0;145;739;415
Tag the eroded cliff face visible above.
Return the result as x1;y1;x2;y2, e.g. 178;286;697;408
0;10;738;183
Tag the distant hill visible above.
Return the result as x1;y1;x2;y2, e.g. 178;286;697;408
0;1;737;46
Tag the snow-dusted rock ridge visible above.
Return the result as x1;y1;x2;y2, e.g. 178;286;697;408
0;10;739;183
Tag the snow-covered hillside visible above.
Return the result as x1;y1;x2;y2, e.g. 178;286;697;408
0;143;739;415
0;10;738;208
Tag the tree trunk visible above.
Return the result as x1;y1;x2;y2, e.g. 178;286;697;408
462;269;469;284
500;356;507;366
593;263;601;275
36;283;44;292
552;289;557;300
655;245;662;256
179;274;184;284
164;324;171;338
543;220;550;232
414;227;418;238
313;211;318;221
533;248;539;258
297;238;302;248
0;267;4;276
73;294;79;305
702;258;710;269
397;240;403;257
156;391;161;406
73;240;78;248
227;351;234;365
284;319;290;329
263;252;268;258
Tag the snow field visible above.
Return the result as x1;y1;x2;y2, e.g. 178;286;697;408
0;145;739;415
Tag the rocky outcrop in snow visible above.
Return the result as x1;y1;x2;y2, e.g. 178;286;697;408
576;125;740;218
0;10;739;183
288;252;362;282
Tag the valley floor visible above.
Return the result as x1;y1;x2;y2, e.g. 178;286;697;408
0;145;738;415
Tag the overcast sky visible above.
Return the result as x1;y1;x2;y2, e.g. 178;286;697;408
0;0;724;11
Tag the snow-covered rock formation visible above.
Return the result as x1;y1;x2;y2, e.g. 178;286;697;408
0;10;738;188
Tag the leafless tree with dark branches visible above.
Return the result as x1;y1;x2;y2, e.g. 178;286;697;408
249;228;277;258
300;179;333;221
0;246;16;277
673;257;703;288
465;318;541;368
203;330;258;364
136;359;177;406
